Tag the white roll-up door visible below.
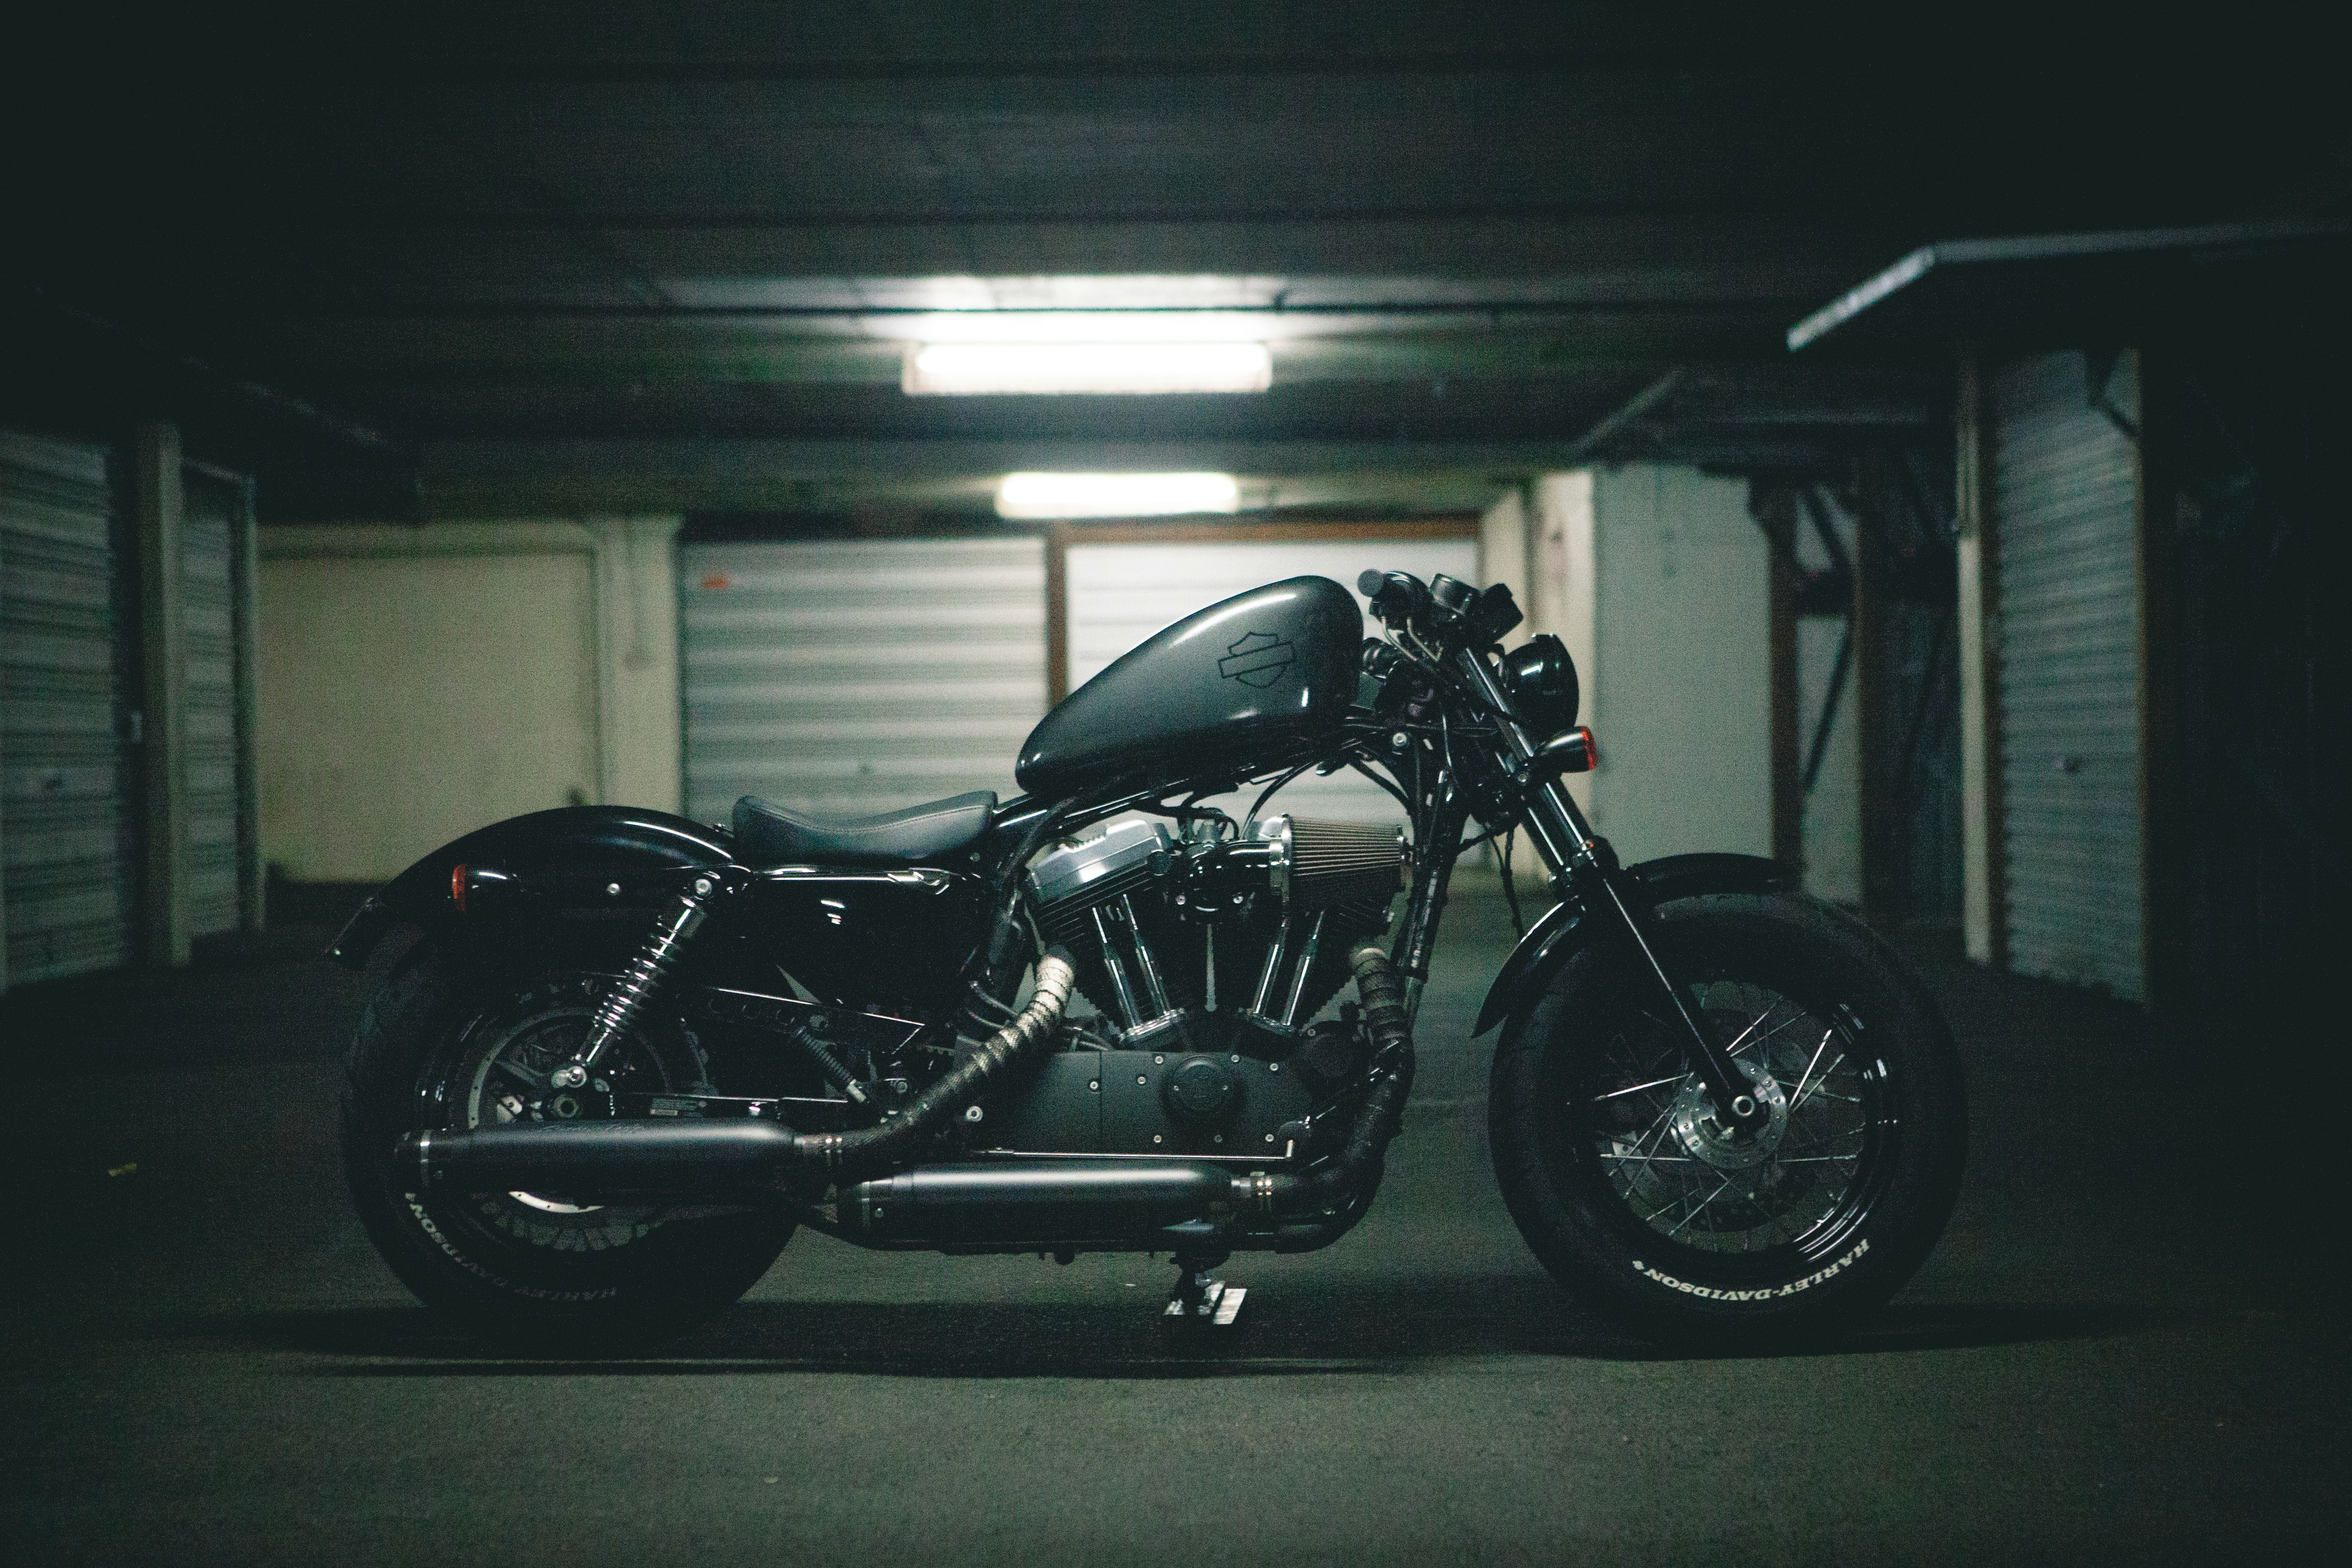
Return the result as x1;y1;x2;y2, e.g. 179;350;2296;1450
1990;350;2144;1000
1065;535;1477;822
179;470;243;938
1;432;130;987
680;536;1047;825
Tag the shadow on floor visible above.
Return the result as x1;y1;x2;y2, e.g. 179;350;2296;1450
154;1284;2138;1379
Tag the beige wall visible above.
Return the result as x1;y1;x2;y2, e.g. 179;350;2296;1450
1530;472;1597;816
257;518;681;883
1477;487;1529;611
1508;467;1771;866
1478;484;1571;873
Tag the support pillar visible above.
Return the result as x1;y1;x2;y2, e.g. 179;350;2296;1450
231;475;264;934
134;422;191;968
1854;476;1900;927
1754;484;1804;873
1955;351;2006;967
585;515;686;814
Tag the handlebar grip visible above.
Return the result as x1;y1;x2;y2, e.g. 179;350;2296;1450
1359;569;1432;629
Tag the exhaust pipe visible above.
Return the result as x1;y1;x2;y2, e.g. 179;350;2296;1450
399;945;1416;1255
404;950;1079;1193
1237;943;1416;1252
840;1161;1235;1244
406;1118;796;1197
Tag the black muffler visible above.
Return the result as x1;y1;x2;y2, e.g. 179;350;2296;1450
406;1118;797;1197
839;1161;1237;1245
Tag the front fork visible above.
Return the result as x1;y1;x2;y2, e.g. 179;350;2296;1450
1390;777;1470;1022
1449;651;1770;1131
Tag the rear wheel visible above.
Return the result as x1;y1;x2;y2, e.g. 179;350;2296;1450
340;943;792;1353
1489;894;1965;1343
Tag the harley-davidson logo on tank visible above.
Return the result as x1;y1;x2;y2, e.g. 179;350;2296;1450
1218;630;1295;688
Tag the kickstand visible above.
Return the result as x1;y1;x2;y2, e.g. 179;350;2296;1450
1164;1251;1246;1327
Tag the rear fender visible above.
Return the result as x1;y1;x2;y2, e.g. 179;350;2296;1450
328;806;735;968
1471;852;1795;1035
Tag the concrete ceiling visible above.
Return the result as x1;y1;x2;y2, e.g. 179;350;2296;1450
4;4;2344;518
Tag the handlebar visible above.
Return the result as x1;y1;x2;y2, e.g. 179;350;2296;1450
1358;568;1524;648
1357;568;1429;629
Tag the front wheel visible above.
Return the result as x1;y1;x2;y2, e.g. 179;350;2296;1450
1489;893;1966;1343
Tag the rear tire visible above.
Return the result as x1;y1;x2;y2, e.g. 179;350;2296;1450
340;943;793;1353
1489;893;1965;1344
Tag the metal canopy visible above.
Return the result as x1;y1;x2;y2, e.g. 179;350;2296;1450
1787;220;2352;352
1560;364;1943;478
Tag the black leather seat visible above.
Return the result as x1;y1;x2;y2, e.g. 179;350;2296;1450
732;790;998;868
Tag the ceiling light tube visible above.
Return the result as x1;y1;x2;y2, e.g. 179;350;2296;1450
905;342;1271;396
995;473;1241;520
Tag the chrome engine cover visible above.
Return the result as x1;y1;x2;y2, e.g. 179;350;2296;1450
1024;817;1173;912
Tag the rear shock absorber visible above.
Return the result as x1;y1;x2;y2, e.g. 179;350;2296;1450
551;872;726;1089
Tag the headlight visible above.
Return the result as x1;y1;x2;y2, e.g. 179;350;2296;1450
1498;635;1580;736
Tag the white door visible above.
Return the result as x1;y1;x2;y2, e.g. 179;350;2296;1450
1991;350;2145;1000
0;433;131;986
681;536;1048;824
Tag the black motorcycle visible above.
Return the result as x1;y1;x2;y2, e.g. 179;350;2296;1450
334;569;1965;1350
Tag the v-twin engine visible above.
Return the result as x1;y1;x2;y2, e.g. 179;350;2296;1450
1024;814;1405;1056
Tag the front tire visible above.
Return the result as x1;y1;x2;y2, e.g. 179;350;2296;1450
340;943;794;1353
1489;893;1965;1343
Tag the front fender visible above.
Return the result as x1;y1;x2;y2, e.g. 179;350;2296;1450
327;806;736;967
1471;852;1794;1035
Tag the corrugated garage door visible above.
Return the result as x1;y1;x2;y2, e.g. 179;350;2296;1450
1990;351;2144;1000
681;536;1047;825
1066;536;1477;822
0;432;130;987
180;470;244;938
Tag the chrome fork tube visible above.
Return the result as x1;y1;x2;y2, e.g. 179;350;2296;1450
1446;643;1765;1129
1394;781;1466;1021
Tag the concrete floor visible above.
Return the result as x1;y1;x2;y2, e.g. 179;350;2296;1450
2;887;2342;1566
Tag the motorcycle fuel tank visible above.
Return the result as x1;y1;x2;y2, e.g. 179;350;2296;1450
1016;575;1363;798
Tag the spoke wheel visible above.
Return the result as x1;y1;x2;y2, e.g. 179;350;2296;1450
426;977;691;1263
1574;984;1893;1270
341;946;793;1353
1489;893;1965;1343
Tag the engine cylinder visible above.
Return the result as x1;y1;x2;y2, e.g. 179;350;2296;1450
1024;813;1403;1044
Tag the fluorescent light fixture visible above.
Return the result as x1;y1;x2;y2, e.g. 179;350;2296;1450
905;342;1272;396
996;472;1241;520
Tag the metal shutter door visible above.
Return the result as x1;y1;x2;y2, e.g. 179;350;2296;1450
681;536;1047;826
1;433;130;985
1066;537;1477;822
180;471;241;937
1991;351;2143;1000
